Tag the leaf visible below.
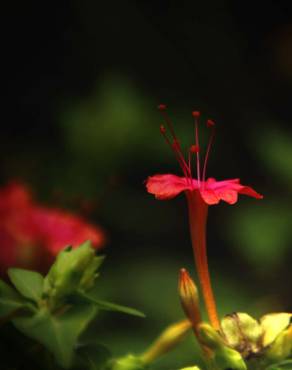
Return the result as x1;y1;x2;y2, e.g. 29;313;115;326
13;303;98;368
77;342;111;370
266;360;292;370
0;279;27;318
8;268;44;302
78;291;145;318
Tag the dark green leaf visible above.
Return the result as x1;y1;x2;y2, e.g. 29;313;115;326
78;291;145;318
267;360;292;370
13;304;98;368
8;268;44;302
0;279;27;317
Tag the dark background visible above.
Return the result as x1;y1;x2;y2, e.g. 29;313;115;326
2;1;292;369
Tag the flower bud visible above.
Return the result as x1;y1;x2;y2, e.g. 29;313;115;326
197;322;225;350
213;346;247;370
198;323;247;370
141;320;191;364
43;241;104;308
178;269;201;332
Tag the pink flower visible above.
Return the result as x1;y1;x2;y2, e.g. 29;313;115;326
0;182;105;272
147;175;262;204
146;105;263;329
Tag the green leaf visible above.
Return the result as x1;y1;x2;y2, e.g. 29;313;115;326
266;360;292;370
8;268;44;302
13;304;98;368
0;279;27;317
78;291;145;318
77;342;111;370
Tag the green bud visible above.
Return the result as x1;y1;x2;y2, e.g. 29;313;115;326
43;241;104;308
79;253;105;291
213;346;247;370
110;354;146;370
198;323;247;370
197;323;225;350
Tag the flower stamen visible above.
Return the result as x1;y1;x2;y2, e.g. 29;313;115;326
158;105;193;187
202;119;216;185
192;111;202;188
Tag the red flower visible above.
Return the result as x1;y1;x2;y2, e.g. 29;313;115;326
147;175;262;204
0;182;105;272
146;106;263;329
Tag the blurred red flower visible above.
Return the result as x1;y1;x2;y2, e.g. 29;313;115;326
0;182;105;272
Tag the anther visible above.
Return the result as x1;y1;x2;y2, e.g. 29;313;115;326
190;145;200;153
206;119;215;128
160;125;166;134
192;111;201;118
158;104;167;111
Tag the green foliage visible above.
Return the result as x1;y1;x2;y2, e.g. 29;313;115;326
266;360;292;370
78;291;145;318
0;241;144;369
13;304;97;368
8;268;44;302
0;279;28;317
43;241;105;309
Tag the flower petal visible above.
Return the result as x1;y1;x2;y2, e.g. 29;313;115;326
238;186;263;199
200;189;220;205
146;174;192;200
205;177;263;204
216;189;238;204
206;178;240;190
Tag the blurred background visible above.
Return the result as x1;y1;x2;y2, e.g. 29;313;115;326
2;1;292;369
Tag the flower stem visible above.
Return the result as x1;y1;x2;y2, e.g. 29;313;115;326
141;319;191;364
186;191;220;330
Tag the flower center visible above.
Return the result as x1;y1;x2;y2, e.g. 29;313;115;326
158;105;216;190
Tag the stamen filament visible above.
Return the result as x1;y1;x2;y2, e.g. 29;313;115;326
202;120;216;184
158;105;193;186
192;112;201;188
160;126;192;184
158;105;179;145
